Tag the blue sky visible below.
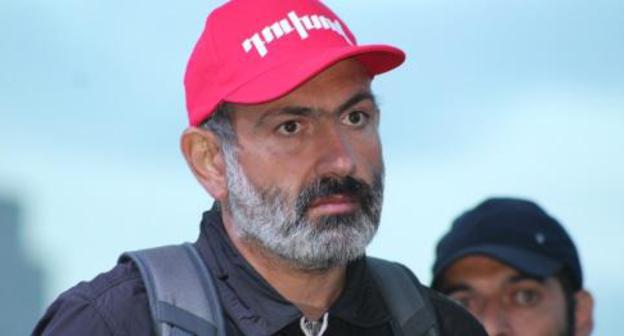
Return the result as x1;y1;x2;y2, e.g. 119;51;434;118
1;0;623;333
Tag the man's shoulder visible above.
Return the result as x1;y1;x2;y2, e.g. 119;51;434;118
366;258;486;336
33;260;153;336
70;259;144;301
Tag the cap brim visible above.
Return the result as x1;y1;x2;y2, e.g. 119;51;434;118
433;244;563;285
224;44;405;104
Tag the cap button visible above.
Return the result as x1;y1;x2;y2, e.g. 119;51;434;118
535;232;546;244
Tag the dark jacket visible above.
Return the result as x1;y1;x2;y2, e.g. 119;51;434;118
34;206;486;335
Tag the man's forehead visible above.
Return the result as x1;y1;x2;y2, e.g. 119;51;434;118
228;59;374;117
259;90;376;115
442;255;551;289
269;59;371;101
443;255;521;283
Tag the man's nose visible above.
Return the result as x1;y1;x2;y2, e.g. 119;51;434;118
478;300;512;336
314;125;356;178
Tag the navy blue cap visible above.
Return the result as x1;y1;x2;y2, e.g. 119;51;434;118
432;198;583;291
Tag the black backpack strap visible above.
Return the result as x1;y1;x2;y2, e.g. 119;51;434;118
367;257;440;336
119;243;225;336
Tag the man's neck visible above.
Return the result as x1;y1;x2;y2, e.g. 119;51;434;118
222;211;346;321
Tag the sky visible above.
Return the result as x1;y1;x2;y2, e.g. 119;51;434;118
1;0;623;334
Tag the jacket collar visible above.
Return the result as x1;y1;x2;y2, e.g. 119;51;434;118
194;203;391;335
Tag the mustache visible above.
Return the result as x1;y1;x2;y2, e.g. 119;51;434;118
294;175;381;219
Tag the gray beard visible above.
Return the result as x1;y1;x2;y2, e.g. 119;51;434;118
222;145;383;271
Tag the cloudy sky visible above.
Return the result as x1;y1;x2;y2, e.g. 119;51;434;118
1;0;623;333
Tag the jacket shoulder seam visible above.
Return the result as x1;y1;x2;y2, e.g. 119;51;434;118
71;272;144;336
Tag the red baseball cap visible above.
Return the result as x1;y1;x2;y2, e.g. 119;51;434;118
184;0;406;126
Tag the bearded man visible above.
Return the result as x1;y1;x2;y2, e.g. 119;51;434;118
431;198;594;336
33;1;486;335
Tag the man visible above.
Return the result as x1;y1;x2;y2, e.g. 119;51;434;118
33;0;486;335
431;197;594;336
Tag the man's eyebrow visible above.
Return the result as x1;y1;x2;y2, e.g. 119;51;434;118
256;91;377;127
337;91;377;114
507;274;546;284
439;283;471;295
255;106;316;127
273;106;316;117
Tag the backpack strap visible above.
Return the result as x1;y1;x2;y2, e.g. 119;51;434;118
119;243;225;336
367;257;440;336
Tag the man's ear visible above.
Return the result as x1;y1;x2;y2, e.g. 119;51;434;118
180;127;228;201
574;289;594;336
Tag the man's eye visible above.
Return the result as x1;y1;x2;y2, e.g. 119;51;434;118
342;110;369;127
277;120;301;135
512;289;541;306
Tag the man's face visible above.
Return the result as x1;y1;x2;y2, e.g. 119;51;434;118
439;255;569;336
222;59;384;270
